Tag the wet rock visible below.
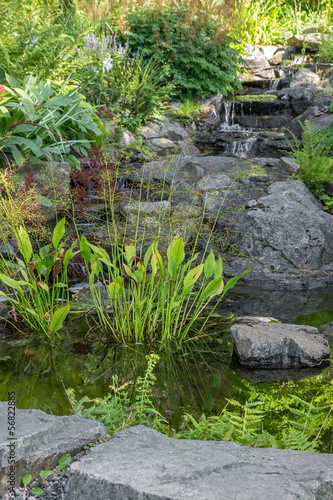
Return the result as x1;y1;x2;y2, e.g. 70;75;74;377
147;137;180;156
287;33;324;50
231;320;330;368
118;129;136;148
141;116;190;142
278;82;322;102
290;69;321;87
0;403;107;495
64;425;333;500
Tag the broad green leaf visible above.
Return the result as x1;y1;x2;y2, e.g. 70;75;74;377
214;256;223;279
57;453;72;471
63;242;78;268
49;305;70;334
21;98;35;115
222;270;252;296
108;281;120;299
212;373;222;390
153;249;165;277
203;391;214;412
52;218;66;249
11;136;41;156
39;470;53;479
168;235;185;269
38;281;49;292
22;473;32;488
11;144;23;166
17;226;32;262
80;235;91;265
183;264;203;292
15;88;34;103
14;124;36;133
198;276;223;303
143;245;153;268
39;244;50;260
54;283;67;288
31;488;45;496
6;73;21;89
125;244;136;264
204;251;216;279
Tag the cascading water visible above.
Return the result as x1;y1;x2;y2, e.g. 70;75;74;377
218;101;258;158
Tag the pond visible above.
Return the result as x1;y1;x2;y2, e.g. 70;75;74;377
0;286;332;451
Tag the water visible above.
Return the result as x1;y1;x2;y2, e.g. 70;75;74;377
218;101;258;158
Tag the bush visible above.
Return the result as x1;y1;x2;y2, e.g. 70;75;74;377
125;2;242;99
0;74;105;169
75;33;174;125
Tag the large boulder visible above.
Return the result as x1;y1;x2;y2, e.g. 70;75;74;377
231;318;330;368
64;425;333;500
141;116;190;142
287;33;325;50
0;403;107;495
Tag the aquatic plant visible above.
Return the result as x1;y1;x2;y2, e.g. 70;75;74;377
80;233;250;345
0;219;77;338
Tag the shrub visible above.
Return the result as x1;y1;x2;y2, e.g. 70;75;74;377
125;2;242;98
0;74;105;169
285;120;333;188
75;32;174;125
80;234;250;345
0;219;76;338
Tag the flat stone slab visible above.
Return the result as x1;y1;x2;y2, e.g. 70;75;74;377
65;425;333;500
0;403;107;495
231;319;331;368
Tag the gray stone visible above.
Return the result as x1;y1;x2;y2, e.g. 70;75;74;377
269;49;286;65
0;241;16;260
322;322;333;342
0;403;107;495
288;33;324;50
280;156;299;173
64;425;333;500
121;200;171;216
258;45;281;61
244;44;271;74
232;180;333;272
118;129;136;148
231;320;330;368
278;83;322;101
141;116;190;142
290;69;321;87
147;138;179;156
177;161;205;184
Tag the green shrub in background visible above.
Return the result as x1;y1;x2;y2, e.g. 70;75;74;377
125;2;242;99
0;74;105;168
75;33;174;126
0;0;86;82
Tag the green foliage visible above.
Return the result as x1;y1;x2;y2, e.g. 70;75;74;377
126;3;242;98
0;219;76;338
65;354;166;434
0;0;86;82
20;454;72;495
75;33;174;125
80;234;250;345
232;0;332;45
168;99;201;127
285;120;333;188
0;74;105;168
319;32;333;62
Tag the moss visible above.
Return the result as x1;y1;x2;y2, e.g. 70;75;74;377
238;161;268;179
227;94;277;102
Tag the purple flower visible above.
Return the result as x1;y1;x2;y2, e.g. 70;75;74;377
127;61;130;66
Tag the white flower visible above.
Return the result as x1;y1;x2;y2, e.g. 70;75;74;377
102;55;113;73
13;32;19;37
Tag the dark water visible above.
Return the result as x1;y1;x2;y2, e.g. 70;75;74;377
0;288;332;450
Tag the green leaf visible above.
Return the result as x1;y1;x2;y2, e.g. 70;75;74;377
6;73;21;89
17;226;32;262
14;124;36;133
168;235;185;271
108;281;120;299
222;270;252;297
203;391;214;412
49;305;70;334
204;251;216;279
11;144;23;166
125;244;136;264
183;264;203;292
199;276;223;303
57;453;72;471
212;373;222;390
22;472;32;488
31;488;45;496
52;218;66;249
38;281;49;292
39;244;50;260
39;470;53;479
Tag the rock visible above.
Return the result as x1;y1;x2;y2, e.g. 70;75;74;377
0;241;16;260
118;129;136;148
64;425;333;500
303;26;333;34
0;403;107;495
234;365;327;383
269;49;286;65
244;44;271;74
280;156;299;173
290;69;321;87
178;161;205;184
141;116;190;142
233;180;333;272
278;83;322;102
121;200;171;217
19;161;70;223
322;322;333;342
287;33;324;50
231;320;330;368
258;45;282;61
147;137;179;156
